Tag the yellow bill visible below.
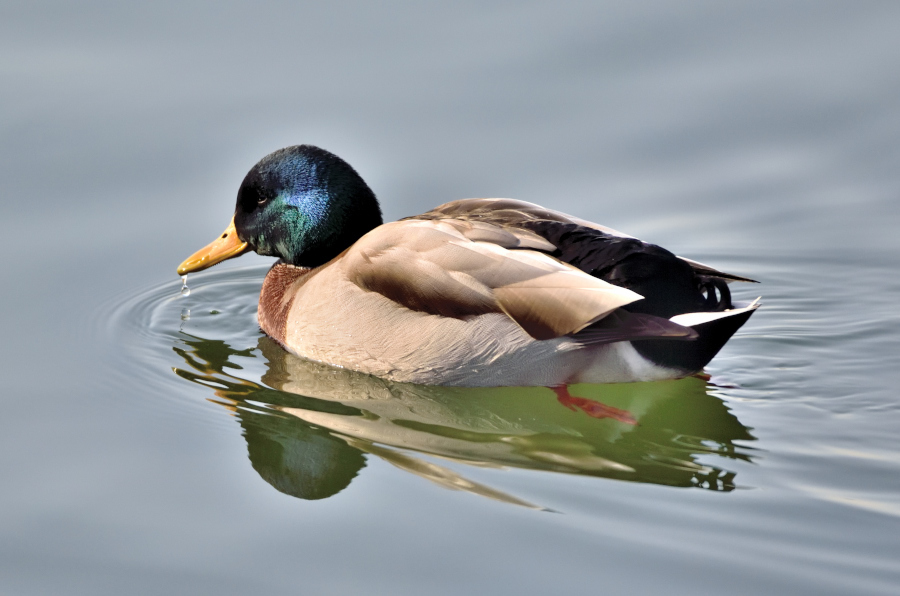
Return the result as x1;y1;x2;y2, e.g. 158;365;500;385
177;217;250;275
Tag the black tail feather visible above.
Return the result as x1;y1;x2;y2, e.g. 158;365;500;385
631;306;757;373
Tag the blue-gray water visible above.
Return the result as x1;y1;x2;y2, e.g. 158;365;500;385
2;2;899;594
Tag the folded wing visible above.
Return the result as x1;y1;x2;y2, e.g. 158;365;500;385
344;219;643;340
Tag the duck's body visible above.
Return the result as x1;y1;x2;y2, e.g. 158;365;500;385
179;146;758;387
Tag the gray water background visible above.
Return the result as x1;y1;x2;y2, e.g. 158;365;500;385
2;1;900;594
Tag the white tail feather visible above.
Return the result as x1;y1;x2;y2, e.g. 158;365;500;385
669;298;761;327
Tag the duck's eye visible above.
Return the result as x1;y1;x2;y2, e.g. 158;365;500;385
257;196;268;205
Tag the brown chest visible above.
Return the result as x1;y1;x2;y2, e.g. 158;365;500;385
258;262;313;343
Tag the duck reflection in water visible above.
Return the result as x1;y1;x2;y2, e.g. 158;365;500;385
173;332;756;507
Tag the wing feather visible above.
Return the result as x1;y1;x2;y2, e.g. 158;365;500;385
494;271;642;340
676;256;759;283
573;310;698;346
344;220;643;340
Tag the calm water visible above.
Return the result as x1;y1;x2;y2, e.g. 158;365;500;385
3;2;900;594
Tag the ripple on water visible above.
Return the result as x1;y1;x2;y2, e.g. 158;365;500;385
95;263;270;429
703;250;900;407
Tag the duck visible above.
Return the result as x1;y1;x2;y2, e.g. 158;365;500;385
177;144;759;387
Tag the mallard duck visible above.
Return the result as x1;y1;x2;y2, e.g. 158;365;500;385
178;145;759;387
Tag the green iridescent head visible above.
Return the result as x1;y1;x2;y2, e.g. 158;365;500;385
233;145;383;268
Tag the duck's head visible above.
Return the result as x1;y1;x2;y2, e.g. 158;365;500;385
177;145;382;275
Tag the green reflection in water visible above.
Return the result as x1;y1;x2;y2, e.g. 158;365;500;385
173;333;756;507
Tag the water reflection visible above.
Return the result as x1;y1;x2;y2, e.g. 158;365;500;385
173;333;756;506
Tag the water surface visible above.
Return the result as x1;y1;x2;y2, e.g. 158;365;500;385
2;2;899;594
